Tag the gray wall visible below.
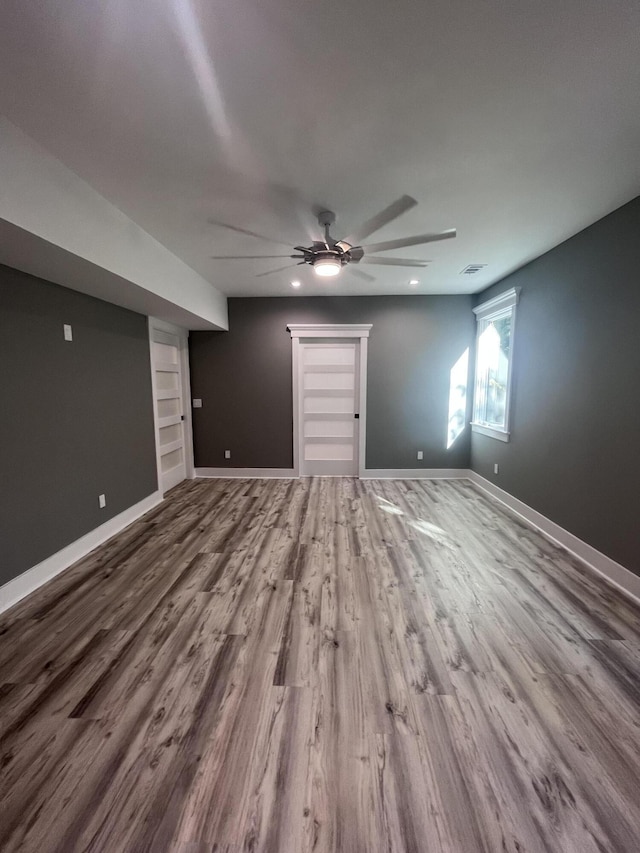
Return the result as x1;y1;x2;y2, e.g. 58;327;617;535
190;296;475;470
471;196;640;576
0;264;158;585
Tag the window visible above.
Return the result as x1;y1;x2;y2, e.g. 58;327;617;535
471;287;519;441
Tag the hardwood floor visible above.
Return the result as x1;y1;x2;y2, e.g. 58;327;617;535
1;477;639;852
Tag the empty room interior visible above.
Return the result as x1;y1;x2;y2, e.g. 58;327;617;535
1;1;640;851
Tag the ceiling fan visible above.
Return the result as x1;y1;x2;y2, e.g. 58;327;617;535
209;195;456;282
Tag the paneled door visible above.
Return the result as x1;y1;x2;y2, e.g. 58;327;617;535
149;322;189;493
289;324;371;477
300;340;359;475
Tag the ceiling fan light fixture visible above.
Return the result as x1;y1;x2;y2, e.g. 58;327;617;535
313;256;342;277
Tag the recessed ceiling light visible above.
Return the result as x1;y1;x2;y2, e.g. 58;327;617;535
409;279;419;286
290;280;301;288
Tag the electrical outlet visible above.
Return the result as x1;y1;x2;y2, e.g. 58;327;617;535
494;463;499;474
193;399;202;408
224;450;231;459
63;324;73;341
99;494;106;508
417;450;424;460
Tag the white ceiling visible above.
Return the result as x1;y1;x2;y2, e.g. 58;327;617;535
1;0;639;298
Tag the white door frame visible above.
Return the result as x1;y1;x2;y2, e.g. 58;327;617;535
148;317;195;495
288;324;372;478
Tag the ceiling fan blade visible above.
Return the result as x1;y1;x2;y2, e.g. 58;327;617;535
360;229;457;254
343;195;417;247
208;218;293;248
210;254;303;260
255;262;306;278
346;266;376;283
361;257;430;267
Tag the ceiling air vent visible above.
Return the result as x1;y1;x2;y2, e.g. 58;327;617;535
461;264;487;275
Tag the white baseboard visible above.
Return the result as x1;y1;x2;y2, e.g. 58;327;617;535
195;467;297;479
0;491;163;614
361;468;470;479
467;471;640;605
197;467;470;480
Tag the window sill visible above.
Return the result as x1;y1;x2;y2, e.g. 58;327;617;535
471;423;510;442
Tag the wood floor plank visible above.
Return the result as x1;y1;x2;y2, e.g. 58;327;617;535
1;476;639;852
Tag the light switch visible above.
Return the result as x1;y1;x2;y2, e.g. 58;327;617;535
193;399;202;408
63;324;73;341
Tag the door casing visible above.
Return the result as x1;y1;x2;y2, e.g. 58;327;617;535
288;323;372;478
148;317;194;495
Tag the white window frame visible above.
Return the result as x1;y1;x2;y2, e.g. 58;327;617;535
471;287;520;442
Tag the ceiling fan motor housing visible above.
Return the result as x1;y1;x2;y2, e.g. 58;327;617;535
313;248;344;263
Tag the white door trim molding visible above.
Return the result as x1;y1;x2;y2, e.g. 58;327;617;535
468;471;640;605
149;317;195;495
0;491;162;614
288;324;372;478
287;324;372;339
357;336;369;480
